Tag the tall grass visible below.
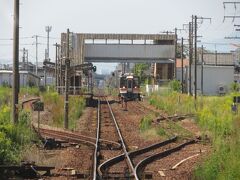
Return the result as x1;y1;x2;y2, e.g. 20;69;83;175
0;87;11;107
20;87;40;97
42;92;85;129
148;90;240;179
0;105;34;164
149;91;196;115
69;96;86;129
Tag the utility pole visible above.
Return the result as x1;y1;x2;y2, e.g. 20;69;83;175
174;28;177;79
64;29;70;129
54;43;59;89
59;50;62;94
33;35;39;75
174;28;185;80
26;49;28;72
22;48;28;71
181;37;184;93
12;0;19;124
22;48;26;63
194;15;197;100
193;16;211;99
188;22;193;96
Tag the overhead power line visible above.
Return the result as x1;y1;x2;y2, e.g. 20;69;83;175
0;36;59;41
223;1;240;22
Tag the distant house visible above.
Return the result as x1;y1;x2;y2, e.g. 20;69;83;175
0;70;40;87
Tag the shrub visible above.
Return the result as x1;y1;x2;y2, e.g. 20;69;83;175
140;114;154;131
230;82;240;92
0;107;33;164
169;79;181;92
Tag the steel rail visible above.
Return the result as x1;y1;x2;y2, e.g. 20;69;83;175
38;130;96;146
37;127;121;149
98;136;177;176
105;97;139;180
135;101;195;121
93;98;101;180
135;139;196;179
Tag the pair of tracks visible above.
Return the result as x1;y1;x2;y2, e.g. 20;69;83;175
36;96;196;179
93;97;196;180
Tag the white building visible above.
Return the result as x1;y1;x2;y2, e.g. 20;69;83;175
0;70;40;87
186;65;234;95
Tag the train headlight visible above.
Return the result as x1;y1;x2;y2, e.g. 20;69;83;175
123;86;125;88
134;86;137;88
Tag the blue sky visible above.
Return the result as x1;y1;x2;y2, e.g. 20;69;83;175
1;0;240;74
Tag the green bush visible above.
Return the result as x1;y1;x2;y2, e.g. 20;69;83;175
230;82;240;92
169;79;181;92
0;106;33;164
140;114;154;131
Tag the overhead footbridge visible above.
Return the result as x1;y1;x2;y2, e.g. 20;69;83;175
61;33;176;65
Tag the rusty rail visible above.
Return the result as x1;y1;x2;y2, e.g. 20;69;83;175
93;98;100;180
135;139;196;179
35;127;121;149
99;97;138;179
98;136;177;176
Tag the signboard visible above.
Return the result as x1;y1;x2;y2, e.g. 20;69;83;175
32;101;44;111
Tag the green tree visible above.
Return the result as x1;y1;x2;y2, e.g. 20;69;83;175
133;63;150;83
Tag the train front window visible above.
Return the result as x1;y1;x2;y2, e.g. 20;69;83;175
133;78;139;87
120;77;126;87
127;80;132;89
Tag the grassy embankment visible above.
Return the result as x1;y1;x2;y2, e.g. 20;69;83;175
0;86;86;165
141;85;240;180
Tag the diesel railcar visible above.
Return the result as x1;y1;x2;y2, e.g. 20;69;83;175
119;73;141;101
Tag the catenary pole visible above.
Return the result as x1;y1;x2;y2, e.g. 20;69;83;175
12;0;19;124
64;29;70;129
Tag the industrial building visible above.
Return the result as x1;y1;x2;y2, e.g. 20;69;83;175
0;70;40;87
175;52;236;95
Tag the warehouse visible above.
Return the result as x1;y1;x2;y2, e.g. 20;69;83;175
0;70;40;87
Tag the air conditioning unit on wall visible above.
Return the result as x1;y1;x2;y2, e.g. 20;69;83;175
218;85;226;95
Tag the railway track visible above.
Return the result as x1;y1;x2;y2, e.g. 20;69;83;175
94;97;197;179
31;95;198;179
94;96;137;179
130;100;194;122
35;126;121;150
